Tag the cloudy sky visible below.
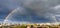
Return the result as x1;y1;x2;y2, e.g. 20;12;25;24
0;0;60;23
0;0;17;22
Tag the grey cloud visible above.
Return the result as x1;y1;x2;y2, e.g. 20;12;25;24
2;0;60;23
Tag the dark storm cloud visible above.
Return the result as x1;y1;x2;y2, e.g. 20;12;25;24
0;0;19;22
0;0;20;14
18;0;60;23
0;0;60;23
